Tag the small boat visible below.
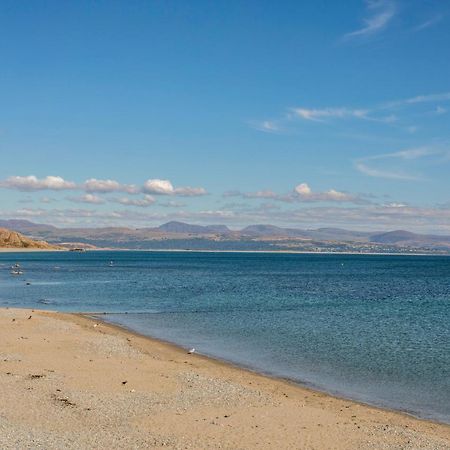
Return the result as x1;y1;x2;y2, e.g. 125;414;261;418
11;263;21;269
109;261;114;267
10;269;23;275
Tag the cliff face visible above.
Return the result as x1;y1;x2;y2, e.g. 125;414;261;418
0;228;59;249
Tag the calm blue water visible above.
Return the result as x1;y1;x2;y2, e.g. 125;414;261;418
1;251;449;423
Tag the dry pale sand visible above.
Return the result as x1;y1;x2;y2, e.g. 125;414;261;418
1;308;449;450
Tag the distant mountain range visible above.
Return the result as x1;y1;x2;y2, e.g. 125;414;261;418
0;219;449;253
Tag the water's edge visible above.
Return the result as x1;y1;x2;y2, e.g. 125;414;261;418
90;311;450;427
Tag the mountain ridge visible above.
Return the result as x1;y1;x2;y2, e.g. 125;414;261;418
1;219;449;253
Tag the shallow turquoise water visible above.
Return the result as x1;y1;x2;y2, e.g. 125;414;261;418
1;251;449;423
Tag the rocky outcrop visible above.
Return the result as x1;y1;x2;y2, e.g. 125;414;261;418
0;228;61;249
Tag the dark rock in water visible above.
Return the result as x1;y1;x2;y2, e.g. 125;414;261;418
37;299;51;305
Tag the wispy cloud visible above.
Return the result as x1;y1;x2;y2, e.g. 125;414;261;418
252;91;450;134
384;92;450;109
224;190;280;200
291;107;369;122
40;197;56;204
355;161;420;180
249;120;282;133
343;0;397;41
355;147;443;180
159;200;187;208
413;14;443;32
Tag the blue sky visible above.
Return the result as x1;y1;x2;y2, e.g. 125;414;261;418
1;0;450;232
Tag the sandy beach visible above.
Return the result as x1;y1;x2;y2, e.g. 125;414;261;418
1;308;449;449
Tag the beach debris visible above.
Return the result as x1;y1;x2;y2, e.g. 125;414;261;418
27;315;32;320
188;348;196;354
28;374;45;379
55;396;76;407
93;323;99;328
122;380;128;385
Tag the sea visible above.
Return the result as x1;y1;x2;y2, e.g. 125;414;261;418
1;250;449;423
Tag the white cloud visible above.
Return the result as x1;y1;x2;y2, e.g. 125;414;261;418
294;183;312;196
143;179;175;195
0;175;76;191
0;175;207;202
384;202;408;208
143;179;207;196
294;183;358;202
113;195;155;207
343;0;396;40
83;178;138;194
68;194;105;204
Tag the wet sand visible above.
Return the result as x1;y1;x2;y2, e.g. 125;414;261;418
1;307;449;449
